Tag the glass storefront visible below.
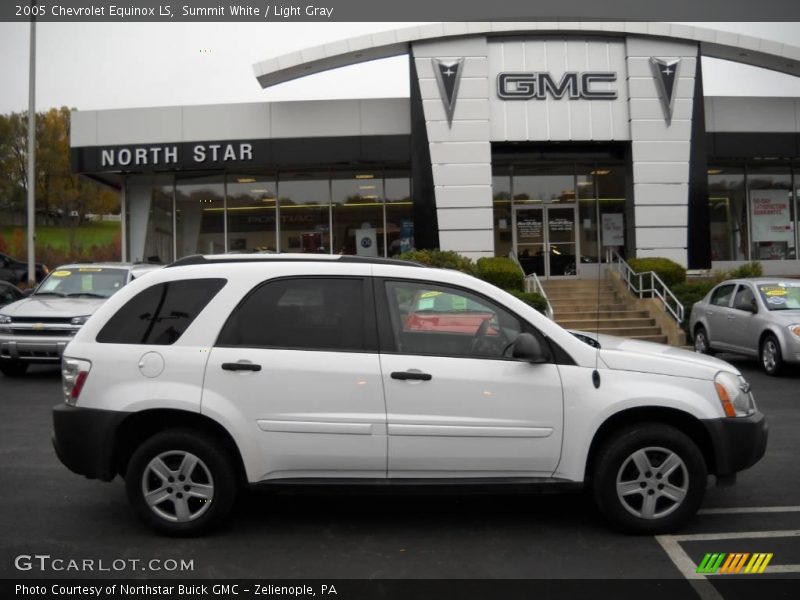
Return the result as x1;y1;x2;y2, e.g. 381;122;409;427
708;163;798;263
127;169;412;262
492;161;627;277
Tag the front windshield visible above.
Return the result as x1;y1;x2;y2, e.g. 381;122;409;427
757;282;800;310
35;267;128;298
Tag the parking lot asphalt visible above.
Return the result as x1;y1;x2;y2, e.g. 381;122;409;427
1;354;798;585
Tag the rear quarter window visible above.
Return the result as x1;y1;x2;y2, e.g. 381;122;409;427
96;278;226;345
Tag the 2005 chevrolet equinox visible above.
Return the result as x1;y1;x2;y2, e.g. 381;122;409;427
52;254;767;535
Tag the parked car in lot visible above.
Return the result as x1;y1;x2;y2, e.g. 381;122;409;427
52;254;766;536
0;262;161;376
0;281;24;308
0;252;49;285
689;277;800;376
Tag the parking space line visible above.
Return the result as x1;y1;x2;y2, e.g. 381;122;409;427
655;535;725;600
656;528;800;597
670;530;800;542
698;506;800;515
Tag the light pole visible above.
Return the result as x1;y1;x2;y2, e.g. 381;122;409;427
26;16;36;286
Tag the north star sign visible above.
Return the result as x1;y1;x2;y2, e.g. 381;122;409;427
99;142;254;168
497;71;618;100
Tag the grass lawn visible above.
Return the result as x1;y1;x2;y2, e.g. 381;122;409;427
0;221;120;250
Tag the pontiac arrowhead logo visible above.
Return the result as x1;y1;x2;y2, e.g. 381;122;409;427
650;57;680;125
433;58;464;128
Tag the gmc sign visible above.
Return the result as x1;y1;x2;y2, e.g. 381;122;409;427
497;71;618;100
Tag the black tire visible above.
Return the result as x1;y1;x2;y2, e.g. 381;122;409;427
591;423;707;534
125;429;238;536
759;334;784;376
0;361;29;377
693;325;715;356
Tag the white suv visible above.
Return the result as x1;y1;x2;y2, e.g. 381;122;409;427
52;255;767;535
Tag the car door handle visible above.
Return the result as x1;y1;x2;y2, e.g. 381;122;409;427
391;371;432;381
727;314;736;320
222;362;262;372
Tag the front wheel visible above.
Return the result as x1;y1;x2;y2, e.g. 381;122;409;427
0;361;29;377
592;423;707;534
125;429;238;536
760;334;783;376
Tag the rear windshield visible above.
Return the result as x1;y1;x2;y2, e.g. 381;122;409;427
35;267;128;298
757;282;800;310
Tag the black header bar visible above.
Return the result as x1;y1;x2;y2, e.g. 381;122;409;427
3;0;800;22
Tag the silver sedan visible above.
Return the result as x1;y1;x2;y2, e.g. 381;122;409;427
689;277;800;375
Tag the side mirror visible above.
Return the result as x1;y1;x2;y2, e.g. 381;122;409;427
512;332;549;363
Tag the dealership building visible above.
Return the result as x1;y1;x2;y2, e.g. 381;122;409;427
70;22;800;277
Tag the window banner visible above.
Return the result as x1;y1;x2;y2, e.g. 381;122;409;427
601;213;624;247
750;189;793;243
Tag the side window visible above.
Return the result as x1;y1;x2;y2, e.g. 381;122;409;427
216;277;368;352
383;280;525;359
733;285;756;311
96;278;226;345
710;284;735;307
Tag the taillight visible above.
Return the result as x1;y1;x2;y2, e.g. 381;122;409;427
62;358;91;406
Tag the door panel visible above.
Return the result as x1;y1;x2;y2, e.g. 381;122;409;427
706;284;737;350
727;284;760;355
203;275;386;481
381;353;564;477
204;348;386;479
377;279;564;478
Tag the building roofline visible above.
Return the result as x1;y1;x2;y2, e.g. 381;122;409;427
252;21;800;88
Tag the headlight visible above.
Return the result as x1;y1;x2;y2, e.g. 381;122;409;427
70;315;90;326
714;371;756;418
788;324;800;338
0;314;10;333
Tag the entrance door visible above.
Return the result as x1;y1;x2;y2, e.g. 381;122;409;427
513;205;578;278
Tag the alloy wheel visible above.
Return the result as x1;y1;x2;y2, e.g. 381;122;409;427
615;446;689;520
141;450;214;523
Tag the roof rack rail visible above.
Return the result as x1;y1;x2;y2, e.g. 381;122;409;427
166;254;425;269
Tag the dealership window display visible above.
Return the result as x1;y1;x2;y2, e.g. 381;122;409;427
226;175;278;253
175;175;225;258
747;166;795;261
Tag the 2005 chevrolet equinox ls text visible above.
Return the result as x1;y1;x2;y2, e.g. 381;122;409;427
52;254;767;535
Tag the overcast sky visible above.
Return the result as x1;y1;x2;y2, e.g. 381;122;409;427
0;21;798;114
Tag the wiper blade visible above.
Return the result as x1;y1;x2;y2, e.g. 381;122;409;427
65;292;107;298
33;291;65;297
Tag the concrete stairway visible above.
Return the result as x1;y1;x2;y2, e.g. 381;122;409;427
540;279;668;344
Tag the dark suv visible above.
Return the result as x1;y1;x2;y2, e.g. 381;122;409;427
0;252;49;285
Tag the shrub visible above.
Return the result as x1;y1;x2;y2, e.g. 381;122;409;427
475;256;524;292
507;290;549;315
672;280;715;334
627;257;687;287
396;249;476;275
711;261;762;283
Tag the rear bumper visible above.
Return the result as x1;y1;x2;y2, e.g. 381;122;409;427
52;404;129;481
702;412;768;477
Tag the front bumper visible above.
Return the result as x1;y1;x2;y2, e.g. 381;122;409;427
52;404;129;481
0;334;74;363
702;411;768;477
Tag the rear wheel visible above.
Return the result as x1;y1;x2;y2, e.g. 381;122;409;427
693;325;714;356
760;334;783;376
0;361;29;377
125;429;237;536
592;423;707;534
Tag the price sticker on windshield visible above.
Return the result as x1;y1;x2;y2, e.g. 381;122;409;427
51;270;72;277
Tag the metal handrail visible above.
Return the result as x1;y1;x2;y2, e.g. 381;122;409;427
508;250;554;320
605;249;685;323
